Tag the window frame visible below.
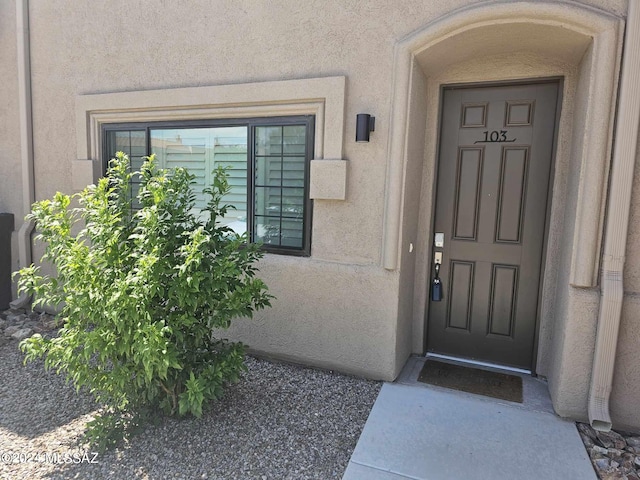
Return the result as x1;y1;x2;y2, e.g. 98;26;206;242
102;115;315;256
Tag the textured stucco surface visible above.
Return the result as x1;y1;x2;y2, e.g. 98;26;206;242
549;288;601;421
624;128;640;292
396;62;428;370
542;42;596;409
25;0;479;267
612;124;640;431
20;0;429;381
0;1;23;279
611;295;640;431
222;256;400;380
309;160;348;201
12;0;483;384
0;0;637;429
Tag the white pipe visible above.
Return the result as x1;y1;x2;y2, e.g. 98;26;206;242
10;0;35;310
588;0;640;432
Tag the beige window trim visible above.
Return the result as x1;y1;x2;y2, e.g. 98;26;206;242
74;76;346;190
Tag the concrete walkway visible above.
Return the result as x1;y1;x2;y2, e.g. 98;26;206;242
343;357;596;480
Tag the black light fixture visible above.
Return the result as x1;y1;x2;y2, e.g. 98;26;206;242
356;113;375;142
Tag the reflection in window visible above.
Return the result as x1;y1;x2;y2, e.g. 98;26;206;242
150;127;248;235
104;117;313;255
254;126;306;248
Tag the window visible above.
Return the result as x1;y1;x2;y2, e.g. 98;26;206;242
103;116;314;255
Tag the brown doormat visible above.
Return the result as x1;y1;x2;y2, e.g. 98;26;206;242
418;359;523;403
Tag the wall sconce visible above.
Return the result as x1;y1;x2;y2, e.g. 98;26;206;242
356;113;375;142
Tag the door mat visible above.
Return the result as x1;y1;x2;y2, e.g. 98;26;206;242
418;359;523;403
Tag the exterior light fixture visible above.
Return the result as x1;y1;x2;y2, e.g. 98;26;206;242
356;113;375;142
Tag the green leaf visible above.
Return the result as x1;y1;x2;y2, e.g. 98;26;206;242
14;152;272;447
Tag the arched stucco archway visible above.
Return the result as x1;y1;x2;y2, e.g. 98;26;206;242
386;1;624;424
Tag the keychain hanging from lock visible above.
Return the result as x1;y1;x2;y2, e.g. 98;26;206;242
431;262;443;302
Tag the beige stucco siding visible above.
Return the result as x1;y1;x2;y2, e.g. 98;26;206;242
0;0;23;280
24;0;436;265
22;0;439;381
611;125;640;431
1;0;638;430
227;257;400;379
624;132;640;292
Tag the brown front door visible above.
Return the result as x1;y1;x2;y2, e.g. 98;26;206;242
427;82;559;370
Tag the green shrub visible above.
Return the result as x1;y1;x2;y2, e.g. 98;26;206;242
16;152;272;448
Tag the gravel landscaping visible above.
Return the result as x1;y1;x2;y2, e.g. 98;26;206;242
11;307;640;480
578;423;640;480
0;325;381;480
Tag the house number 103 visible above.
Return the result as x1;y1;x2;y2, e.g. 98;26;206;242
475;130;516;144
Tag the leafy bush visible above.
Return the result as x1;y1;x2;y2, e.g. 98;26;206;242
16;153;272;448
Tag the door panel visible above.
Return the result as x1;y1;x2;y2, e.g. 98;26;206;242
453;147;483;240
488;264;518;337
427;82;559;370
496;147;528;243
448;261;474;331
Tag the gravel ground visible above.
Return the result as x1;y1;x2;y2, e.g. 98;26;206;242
577;423;640;479
0;340;381;480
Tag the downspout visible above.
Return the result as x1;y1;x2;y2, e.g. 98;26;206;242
588;0;640;432
10;0;36;310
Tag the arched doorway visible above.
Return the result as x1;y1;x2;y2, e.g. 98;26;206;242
388;1;623;418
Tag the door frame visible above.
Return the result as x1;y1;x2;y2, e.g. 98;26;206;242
386;1;623;413
425;77;564;373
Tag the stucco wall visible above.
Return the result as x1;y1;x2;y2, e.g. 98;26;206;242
0;0;23;280
396;61;428;374
0;0;635;426
610;125;640;431
543;42;596;418
226;256;400;379
25;0;481;267
20;0;484;381
386;0;630;430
